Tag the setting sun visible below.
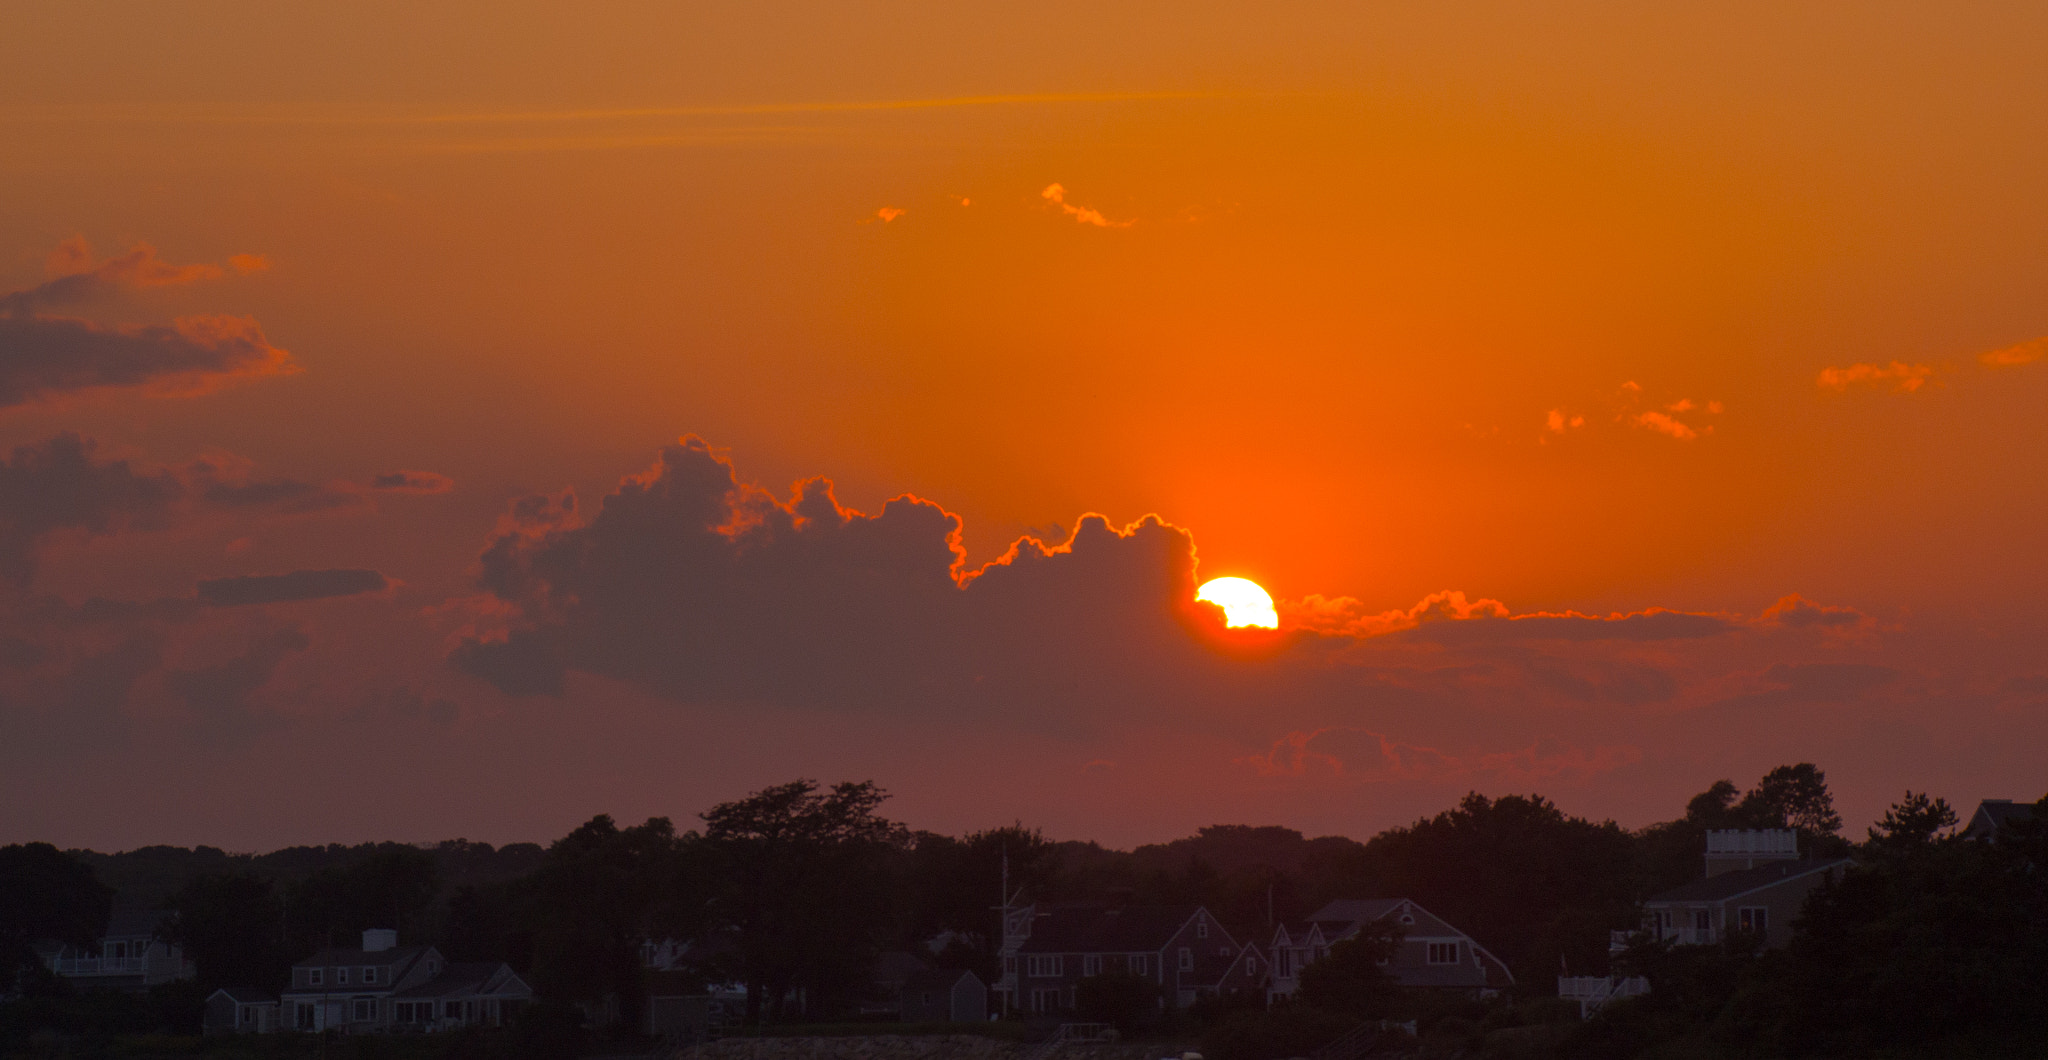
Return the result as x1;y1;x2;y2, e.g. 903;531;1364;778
1197;577;1280;629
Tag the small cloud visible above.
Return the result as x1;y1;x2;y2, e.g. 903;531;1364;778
370;470;454;495
1630;410;1700;440
1817;360;1935;393
1707;400;1724;414
1667;398;1695;412
197;568;389;606
1620;380;1642;392
876;207;905;223
950;195;971;207
227;253;271;274
1980;336;2047;368
1543;409;1584;434
1041;183;1133;228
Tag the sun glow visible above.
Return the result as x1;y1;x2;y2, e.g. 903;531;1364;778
1197;577;1279;629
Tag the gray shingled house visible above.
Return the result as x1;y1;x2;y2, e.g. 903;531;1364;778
1266;898;1514;1004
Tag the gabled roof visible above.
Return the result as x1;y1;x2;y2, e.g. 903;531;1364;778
1964;799;2036;840
1016;904;1204;953
294;944;431;969
1646;858;1851;904
208;987;276;1004
391;962;529;1000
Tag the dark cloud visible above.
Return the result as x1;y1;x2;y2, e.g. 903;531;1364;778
165;625;307;744
370;470;455;494
197;569;389;607
0;313;293;409
1404;607;1738;644
0;434;183;586
0;239;293;408
452;436;1206;716
0;434;372;589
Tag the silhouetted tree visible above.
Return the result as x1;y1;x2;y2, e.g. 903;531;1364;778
526;815;705;1032
1353;793;1636;983
1293;922;1404;1018
287;845;439;953
701;779;905;1025
0;843;112;993
164;872;290;992
1075;971;1163;1033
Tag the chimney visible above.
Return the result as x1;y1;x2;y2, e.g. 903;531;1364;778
362;929;398;952
1704;829;1798;877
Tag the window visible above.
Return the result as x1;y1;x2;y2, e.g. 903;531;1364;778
427;960;438;975
1082;955;1101;976
1025;955;1062;977
1694;910;1711;932
446;1001;462;1019
1426;942;1462;965
109;942;127;960
1178;947;1193;971
1003;956;1016;974
1196;918;1208;939
1246;955;1258;974
337;967;349;985
1030;989;1061;1013
297;1003;316;1030
1277;950;1291;977
308;968;324;986
362;966;378;984
1220;946;1232;957
352;999;375;1022
1739;907;1768;935
1129;954;1147;976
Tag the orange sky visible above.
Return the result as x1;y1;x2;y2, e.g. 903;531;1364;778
1;1;2043;851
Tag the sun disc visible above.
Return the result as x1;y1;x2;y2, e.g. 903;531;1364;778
1197;576;1279;629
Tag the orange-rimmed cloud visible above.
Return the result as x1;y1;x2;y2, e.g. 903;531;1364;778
1041;183;1133;228
0;240;293;409
1282;589;1506;638
0;313;295;409
1817;360;1935;393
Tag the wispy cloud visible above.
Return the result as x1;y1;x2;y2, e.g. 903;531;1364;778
1630;409;1699;440
1979;336;2047;368
1817;360;1935;393
1042;183;1133;228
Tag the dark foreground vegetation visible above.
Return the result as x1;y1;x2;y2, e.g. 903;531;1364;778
6;767;2043;1058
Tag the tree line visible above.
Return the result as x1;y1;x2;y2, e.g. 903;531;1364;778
9;764;2038;1057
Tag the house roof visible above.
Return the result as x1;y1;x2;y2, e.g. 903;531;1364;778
1964;799;2036;839
1309;899;1409;925
208;987;276;1004
1016;904;1203;953
294;945;431;969
392;962;527;1000
1646;858;1852;904
104;908;169;939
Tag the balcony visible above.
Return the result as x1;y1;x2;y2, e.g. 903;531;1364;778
47;955;150;976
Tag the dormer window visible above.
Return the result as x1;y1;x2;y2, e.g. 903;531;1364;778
308;968;324;986
1196;919;1208;939
362;967;378;984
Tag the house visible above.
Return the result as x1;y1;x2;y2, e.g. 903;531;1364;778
38;907;195;992
276;929;531;1033
900;968;987;1023
1266;899;1513;1004
203;987;279;1034
1642;830;1850;949
1961;798;2036;841
998;903;1261;1013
